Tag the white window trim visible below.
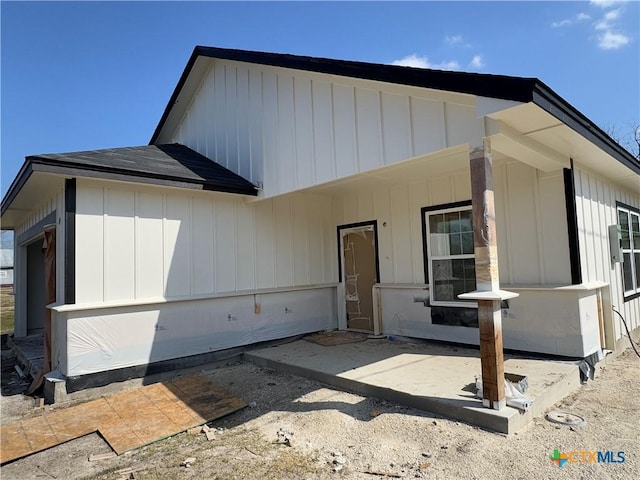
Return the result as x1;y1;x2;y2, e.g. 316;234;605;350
425;204;477;308
618;205;640;298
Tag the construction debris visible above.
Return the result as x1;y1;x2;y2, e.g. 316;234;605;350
274;428;293;446
114;467;137;480
205;430;216;441
331;451;346;472
546;411;587;427
14;364;26;379
360;469;402;478
88;452;117;461
181;457;196;468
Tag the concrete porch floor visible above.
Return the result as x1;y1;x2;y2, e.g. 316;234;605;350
245;337;581;434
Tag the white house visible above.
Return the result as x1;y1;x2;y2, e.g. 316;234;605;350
1;46;638;393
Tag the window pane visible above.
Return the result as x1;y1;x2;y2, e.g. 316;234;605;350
462;232;474;254
433;259;454;301
452;280;466;298
632;214;640;249
621;229;631;249
430;234;450;256
623;252;633;292
635;253;640;291
452;259;464;278
449;233;462;255
430;214;449;234
618;209;629;230
459;210;473;232
446;212;461;233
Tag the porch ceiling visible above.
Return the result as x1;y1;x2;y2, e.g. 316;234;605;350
302;145;472;197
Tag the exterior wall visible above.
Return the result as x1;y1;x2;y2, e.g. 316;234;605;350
13;189;65;337
52;286;336;377
573;163;640;340
331;160;570;286
331;160;586;355
171;60;483;198
62;178;338;376
75;179;336;304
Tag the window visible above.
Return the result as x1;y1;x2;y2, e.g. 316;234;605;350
618;204;640;299
424;203;476;306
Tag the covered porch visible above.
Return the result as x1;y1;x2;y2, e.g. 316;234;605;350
245;335;581;434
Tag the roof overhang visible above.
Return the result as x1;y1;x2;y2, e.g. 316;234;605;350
151;46;639;185
0;166;65;229
485;103;639;192
1;144;258;229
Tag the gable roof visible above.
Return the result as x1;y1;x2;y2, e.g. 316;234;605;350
150;46;639;176
1;143;257;218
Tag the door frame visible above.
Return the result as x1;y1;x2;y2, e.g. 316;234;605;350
336;220;380;333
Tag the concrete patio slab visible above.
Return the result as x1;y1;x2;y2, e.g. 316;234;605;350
244;337;581;434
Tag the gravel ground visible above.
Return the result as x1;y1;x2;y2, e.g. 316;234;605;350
1;345;638;480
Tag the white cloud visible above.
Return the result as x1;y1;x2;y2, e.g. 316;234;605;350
590;0;624;8
436;60;461;70
598;30;630;49
391;54;430;68
551;12;591;28
445;35;465;46
554;3;632;50
468;55;485;69
391;54;460;70
592;7;630;50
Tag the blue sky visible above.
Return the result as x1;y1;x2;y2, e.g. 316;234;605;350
1;1;639;199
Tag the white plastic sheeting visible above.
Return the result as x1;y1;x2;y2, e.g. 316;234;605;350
376;284;603;358
52;286;336;377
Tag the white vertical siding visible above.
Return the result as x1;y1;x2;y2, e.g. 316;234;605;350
74;179;335;304
172;61;480;198
14;188;65;335
574;164;640;338
332;161;571;286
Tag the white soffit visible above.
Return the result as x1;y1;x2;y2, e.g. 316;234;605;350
485;115;570;172
487;103;639;192
155;57;213;145
476;96;523;117
1;172;65;228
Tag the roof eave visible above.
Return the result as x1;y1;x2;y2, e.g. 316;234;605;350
532;82;640;175
1;160;34;219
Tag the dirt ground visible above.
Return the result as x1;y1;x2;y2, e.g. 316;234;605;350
1;344;638;480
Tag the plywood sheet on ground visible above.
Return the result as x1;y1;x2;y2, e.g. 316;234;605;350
0;373;246;464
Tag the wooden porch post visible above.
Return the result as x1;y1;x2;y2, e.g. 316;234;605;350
459;140;518;410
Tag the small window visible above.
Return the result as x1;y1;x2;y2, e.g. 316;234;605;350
618;204;640;299
424;204;476;307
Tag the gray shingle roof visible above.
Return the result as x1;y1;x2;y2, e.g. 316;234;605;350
28;144;257;196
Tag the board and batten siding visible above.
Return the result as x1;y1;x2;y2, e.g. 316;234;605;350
74;179;335;304
573;163;640;339
13;189;66;336
171;60;483;198
332;160;571;287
